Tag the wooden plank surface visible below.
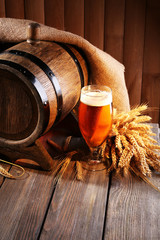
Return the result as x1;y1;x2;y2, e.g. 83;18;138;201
104;123;160;240
123;0;146;107
5;0;25;19
25;0;45;24
0;161;58;240
44;0;64;29
0;124;159;239
40;162;110;240
84;0;105;50
141;0;160;124
64;0;84;37
104;171;160;240
104;0;125;63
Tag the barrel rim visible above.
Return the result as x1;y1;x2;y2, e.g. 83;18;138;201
0;64;47;147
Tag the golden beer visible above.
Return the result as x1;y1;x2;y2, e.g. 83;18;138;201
79;86;112;148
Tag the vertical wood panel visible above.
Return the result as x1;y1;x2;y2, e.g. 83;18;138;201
5;0;25;18
123;0;146;107
1;0;160;123
64;0;84;37
44;0;64;29
141;0;160;123
84;0;105;50
25;0;45;24
104;0;125;63
0;0;5;17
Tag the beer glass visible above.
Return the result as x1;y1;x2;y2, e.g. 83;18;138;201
78;85;112;171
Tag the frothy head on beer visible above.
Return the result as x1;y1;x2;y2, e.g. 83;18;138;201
80;85;112;107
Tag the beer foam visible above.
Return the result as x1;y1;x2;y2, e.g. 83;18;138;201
80;90;112;106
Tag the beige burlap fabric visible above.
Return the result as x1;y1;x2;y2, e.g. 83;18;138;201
0;18;130;112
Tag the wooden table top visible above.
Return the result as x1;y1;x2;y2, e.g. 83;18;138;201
0;124;160;240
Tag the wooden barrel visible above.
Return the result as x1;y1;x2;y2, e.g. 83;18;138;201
0;40;88;147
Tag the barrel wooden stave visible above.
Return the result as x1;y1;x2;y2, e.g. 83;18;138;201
12;41;88;121
0;41;88;147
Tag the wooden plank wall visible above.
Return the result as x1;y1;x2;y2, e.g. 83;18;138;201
0;0;159;124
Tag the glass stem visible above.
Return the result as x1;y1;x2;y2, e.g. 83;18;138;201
90;147;100;161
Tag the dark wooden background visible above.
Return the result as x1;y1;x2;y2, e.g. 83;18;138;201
0;0;160;124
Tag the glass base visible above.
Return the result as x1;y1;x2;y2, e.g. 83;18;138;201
79;146;108;171
80;157;107;171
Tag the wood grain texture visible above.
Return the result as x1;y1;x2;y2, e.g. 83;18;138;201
141;74;160;123
44;0;64;29
123;0;146;107
104;172;160;240
0;162;58;240
0;66;39;142
25;0;45;24
141;0;160;123
64;0;84;37
0;41;88;146
1;0;160;124
104;0;125;63
5;0;25;18
40;162;110;240
84;0;105;50
0;0;5;17
0;138;54;170
104;124;160;240
0;124;159;239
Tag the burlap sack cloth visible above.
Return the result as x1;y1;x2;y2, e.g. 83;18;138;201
0;18;130;113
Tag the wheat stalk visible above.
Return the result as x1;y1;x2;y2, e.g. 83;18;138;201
50;104;160;191
75;161;84;181
54;151;77;183
106;104;160;178
0;159;25;179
